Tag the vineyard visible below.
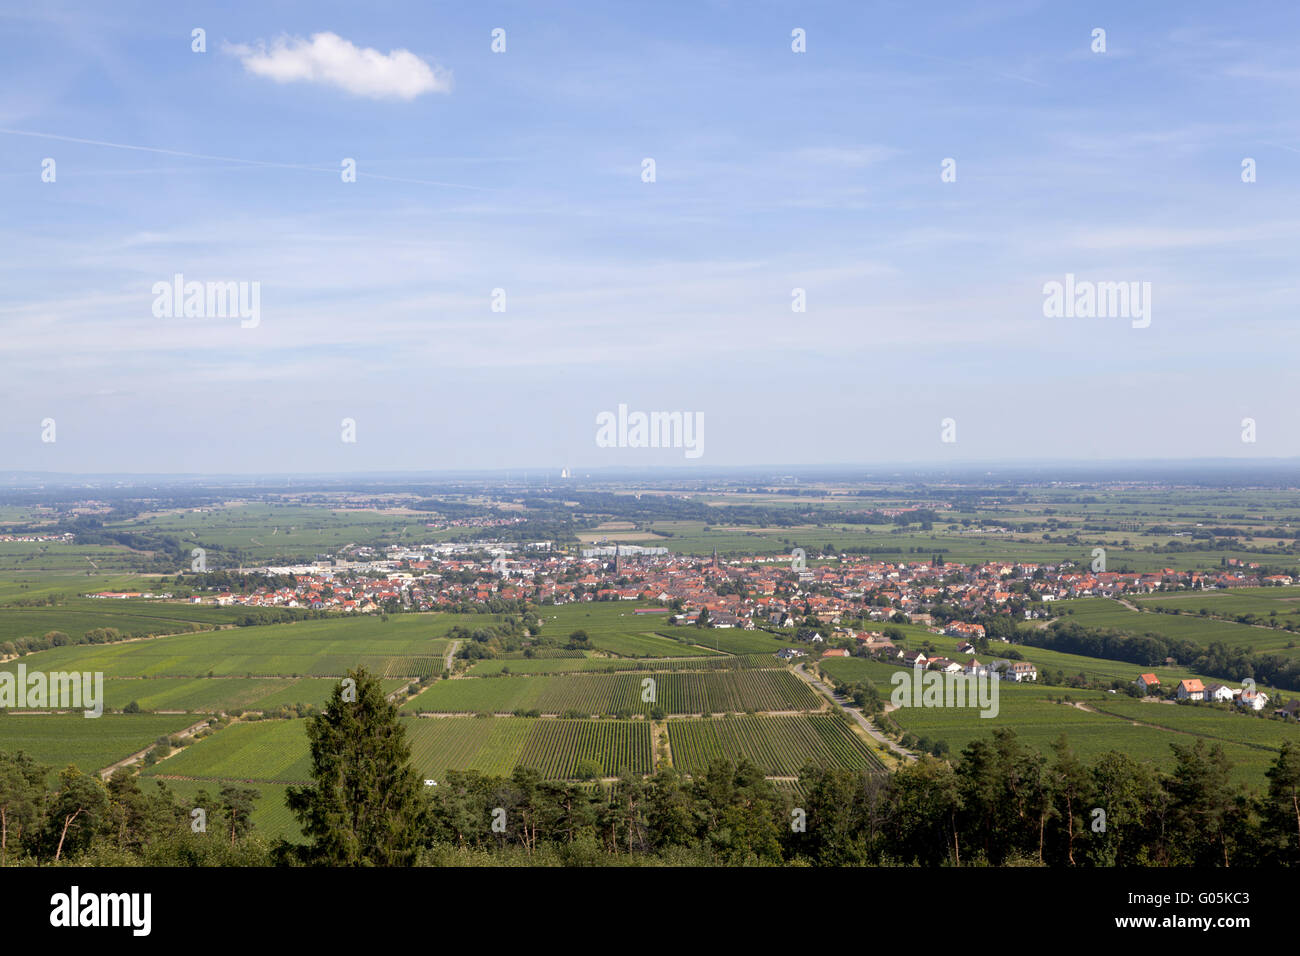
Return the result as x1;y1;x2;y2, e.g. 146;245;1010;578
405;669;819;715
667;715;886;775
516;720;652;777
405;717;652;779
143;719;313;783
0;713;199;782
0;615;452;679
404;717;533;777
468;653;780;676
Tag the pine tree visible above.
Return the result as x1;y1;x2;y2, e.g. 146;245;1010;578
286;667;423;865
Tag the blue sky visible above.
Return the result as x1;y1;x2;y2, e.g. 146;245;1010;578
2;0;1299;474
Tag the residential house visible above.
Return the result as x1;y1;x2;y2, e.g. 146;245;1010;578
1203;683;1235;703
1238;689;1270;712
1005;661;1038;682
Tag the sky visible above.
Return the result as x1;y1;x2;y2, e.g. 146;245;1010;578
2;0;1299;475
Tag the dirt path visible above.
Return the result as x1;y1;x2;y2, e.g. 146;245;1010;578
651;719;670;770
98;716;212;780
794;664;914;763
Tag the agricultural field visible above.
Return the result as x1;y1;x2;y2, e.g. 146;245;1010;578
467;653;778;676
667;714;884;775
0;599;246;647
404;670;819;716
0;675;407;715
1085;697;1300;753
143;719;314;783
881;684;1286;790
147;714;653;787
587;630;721;658
651;627;790;656
1053;598;1299;657
154;778;303;842
515;719;652;777
102;677;299;713
0;615;450;679
537;603;781;656
115;502;458;565
1133;586;1300;623
0;713;199;780
405;717;534;777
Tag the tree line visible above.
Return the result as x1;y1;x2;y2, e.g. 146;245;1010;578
10;667;1300;867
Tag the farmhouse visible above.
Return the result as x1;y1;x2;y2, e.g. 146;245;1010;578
1175;679;1204;702
1135;673;1161;695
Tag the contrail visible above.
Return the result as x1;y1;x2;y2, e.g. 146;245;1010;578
0;128;492;190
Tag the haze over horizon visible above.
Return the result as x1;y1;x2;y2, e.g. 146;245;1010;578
4;0;1299;472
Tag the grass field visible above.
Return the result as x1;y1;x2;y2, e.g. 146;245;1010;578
0;713;199;779
667;714;884;775
1;615;450;679
404;670;819;715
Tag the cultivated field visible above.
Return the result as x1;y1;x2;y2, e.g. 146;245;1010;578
0;713;199;780
667;714;884;775
0;615;450;679
404;670;819;715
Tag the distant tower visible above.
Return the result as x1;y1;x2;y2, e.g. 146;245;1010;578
614;543;622;575
561;466;570;480
711;547;719;570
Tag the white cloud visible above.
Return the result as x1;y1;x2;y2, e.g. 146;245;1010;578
226;32;450;100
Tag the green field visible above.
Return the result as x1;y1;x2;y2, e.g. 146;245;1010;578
878;683;1288;789
1054;598;1297;656
0;598;260;646
1;615;450;679
587;630;723;658
652;627;790;655
152;777;303;842
467;653;778;676
143;719;314;783
404;670;819;715
0;713;199;779
667;714;884;775
146;715;653;783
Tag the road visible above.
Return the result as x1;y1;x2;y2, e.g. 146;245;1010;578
794;663;915;762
